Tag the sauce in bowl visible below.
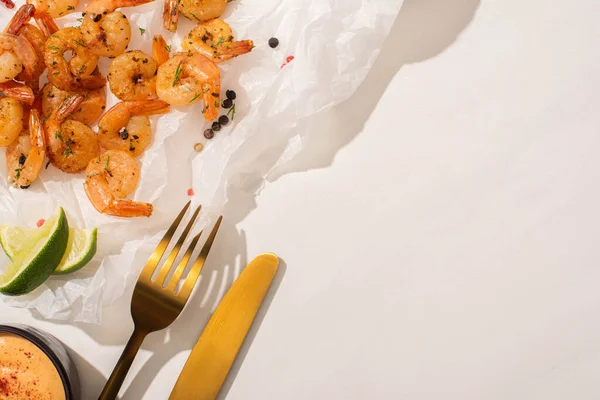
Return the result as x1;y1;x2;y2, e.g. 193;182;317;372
0;332;66;399
0;325;78;399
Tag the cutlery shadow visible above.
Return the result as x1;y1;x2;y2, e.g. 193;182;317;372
31;0;481;397
64;344;107;400
267;0;481;181
217;259;287;400
118;218;249;400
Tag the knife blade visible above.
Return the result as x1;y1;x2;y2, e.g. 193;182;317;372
169;253;280;400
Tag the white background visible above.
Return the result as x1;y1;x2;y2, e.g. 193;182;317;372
3;0;600;398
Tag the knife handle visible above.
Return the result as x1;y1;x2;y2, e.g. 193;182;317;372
169;253;279;400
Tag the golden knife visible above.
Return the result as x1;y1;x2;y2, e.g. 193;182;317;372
169;253;280;400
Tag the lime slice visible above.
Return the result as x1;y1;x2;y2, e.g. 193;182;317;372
0;226;34;261
0;208;69;296
54;228;97;275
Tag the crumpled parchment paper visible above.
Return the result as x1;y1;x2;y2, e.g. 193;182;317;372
0;0;403;323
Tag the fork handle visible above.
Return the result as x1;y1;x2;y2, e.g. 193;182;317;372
98;328;148;400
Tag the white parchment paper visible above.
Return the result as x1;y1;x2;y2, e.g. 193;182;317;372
0;0;403;323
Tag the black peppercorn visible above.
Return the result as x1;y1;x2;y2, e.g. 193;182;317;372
222;98;232;109
212;121;221;132
218;115;229;126
18;155;26;165
204;128;214;139
119;128;129;140
226;90;236;100
268;37;279;48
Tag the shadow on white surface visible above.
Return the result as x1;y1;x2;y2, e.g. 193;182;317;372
31;0;481;398
270;0;481;181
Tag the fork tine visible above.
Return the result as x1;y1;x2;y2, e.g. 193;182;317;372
178;216;223;299
165;230;202;293
138;201;191;282
155;205;202;286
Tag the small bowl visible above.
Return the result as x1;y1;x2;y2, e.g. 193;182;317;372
0;323;80;399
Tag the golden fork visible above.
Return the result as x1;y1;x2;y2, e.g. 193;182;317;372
98;201;222;400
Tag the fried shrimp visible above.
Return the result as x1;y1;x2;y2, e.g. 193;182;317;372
98;100;169;157
108;50;159;101
84;150;153;217
152;35;170;66
178;0;227;24
32;9;60;38
4;4;35;36
0;81;35;106
81;0;153;58
44;95;101;173
0;33;38;84
27;0;79;19
44;28;105;92
182;19;253;63
163;0;179;32
5;5;58;91
6;110;45;188
0;98;24;147
156;52;220;120
41;83;106;126
5;5;58;42
0;81;33;146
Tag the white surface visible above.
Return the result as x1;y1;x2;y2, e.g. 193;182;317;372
3;0;600;398
0;0;401;323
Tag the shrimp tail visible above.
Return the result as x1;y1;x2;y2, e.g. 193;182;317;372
163;0;179;32
113;0;154;9
4;4;35;35
34;11;59;37
105;200;153;217
73;74;107;91
14;109;45;187
31;91;43;112
217;39;254;62
152;35;171;65
29;109;45;151
52;94;85;121
84;175;153;217
128;100;171;116
14;34;41;91
0;82;35;105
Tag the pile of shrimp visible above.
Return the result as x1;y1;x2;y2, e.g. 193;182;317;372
0;0;253;218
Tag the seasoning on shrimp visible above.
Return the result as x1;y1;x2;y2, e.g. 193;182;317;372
81;0;153;58
41;82;106;126
44;95;101;173
108;50;159;101
98;100;170;157
84;150;153;217
44;28;105;92
156;52;221;121
6;110;45;188
27;0;79;19
176;0;227;25
182;18;254;63
162;0;180;32
0;33;38;85
4;5;59;91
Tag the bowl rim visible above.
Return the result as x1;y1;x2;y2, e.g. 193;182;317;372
0;324;74;400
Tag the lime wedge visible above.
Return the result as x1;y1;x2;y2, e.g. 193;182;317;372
0;226;34;261
54;228;97;275
0;208;69;296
